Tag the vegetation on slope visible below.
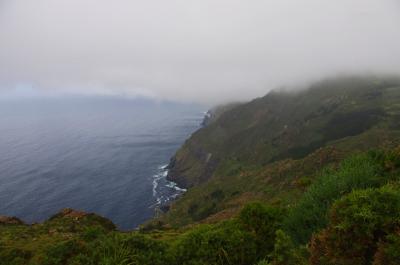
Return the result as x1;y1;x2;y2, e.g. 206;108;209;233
309;184;400;265
163;76;400;226
168;76;400;188
2;147;400;265
283;150;400;244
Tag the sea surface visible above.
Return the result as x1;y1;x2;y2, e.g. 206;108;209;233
0;97;203;229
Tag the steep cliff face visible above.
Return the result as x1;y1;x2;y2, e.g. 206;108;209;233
167;102;242;188
167;76;400;188
167;147;219;188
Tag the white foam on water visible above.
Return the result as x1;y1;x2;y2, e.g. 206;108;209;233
152;175;160;197
150;163;187;208
165;181;187;192
158;164;169;170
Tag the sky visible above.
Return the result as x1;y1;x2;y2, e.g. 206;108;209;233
0;0;399;105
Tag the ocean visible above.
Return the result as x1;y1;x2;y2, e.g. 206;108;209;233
0;97;203;230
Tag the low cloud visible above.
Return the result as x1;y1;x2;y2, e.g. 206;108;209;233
1;0;400;104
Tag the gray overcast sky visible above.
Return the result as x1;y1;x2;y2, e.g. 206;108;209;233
0;0;400;104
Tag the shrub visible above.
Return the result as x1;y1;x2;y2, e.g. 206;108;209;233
0;247;31;265
81;226;107;241
173;221;258;265
124;234;171;265
172;203;283;265
239;202;283;256
268;230;307;265
82;234;135;265
309;185;400;265
283;152;395;244
41;240;84;265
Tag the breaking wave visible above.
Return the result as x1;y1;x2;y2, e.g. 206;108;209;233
150;164;187;208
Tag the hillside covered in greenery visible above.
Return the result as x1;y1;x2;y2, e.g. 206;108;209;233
2;76;400;265
163;75;400;226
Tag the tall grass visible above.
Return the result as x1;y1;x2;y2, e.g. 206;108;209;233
97;234;135;265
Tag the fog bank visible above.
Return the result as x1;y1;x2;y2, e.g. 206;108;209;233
0;0;399;104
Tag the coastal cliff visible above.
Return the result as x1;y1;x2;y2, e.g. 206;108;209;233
3;75;400;265
161;76;400;227
167;102;241;188
166;76;400;189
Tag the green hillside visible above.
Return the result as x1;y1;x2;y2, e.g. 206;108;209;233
161;76;400;227
168;76;400;188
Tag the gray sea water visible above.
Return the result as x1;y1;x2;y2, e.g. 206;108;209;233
0;97;203;230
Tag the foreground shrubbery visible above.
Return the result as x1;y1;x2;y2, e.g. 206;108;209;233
86;203;282;265
284;149;400;244
2;148;400;265
310;184;400;265
0;203;283;265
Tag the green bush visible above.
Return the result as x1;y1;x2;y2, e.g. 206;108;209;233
41;240;84;265
309;184;400;265
81;226;107;241
283;151;396;244
173;221;257;265
268;230;307;265
171;203;283;265
0;247;31;265
77;233;135;265
69;232;172;265
124;234;171;265
239;202;283;256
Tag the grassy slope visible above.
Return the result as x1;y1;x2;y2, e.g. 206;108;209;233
0;209;116;264
169;76;400;188
161;76;400;226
